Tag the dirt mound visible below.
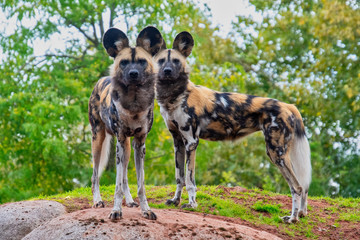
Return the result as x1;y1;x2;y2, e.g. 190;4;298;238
24;207;282;240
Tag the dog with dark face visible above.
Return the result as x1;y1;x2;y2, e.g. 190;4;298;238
88;26;165;221
155;32;312;223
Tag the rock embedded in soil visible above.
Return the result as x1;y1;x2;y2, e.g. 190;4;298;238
23;207;282;240
0;200;67;240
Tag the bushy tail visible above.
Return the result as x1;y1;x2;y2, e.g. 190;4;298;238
290;136;312;191
287;104;312;191
98;133;113;177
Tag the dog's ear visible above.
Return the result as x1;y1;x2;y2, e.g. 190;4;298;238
172;31;194;58
136;26;166;56
103;28;129;58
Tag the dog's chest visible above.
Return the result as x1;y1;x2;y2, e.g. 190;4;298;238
159;101;190;130
105;101;150;137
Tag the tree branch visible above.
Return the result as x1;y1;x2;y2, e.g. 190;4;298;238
109;4;115;28
66;19;98;46
99;12;104;38
124;14;130;32
44;54;82;60
18;56;42;71
19;44;92;72
91;21;99;45
45;45;91;61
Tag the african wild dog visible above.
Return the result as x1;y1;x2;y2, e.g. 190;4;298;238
88;26;165;220
155;32;312;223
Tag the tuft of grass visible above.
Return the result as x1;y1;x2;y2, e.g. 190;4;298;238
338;212;360;222
252;201;281;214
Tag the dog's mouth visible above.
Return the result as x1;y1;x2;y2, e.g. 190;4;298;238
122;75;149;87
126;80;144;86
158;74;175;83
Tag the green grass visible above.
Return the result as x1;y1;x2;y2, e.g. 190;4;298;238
252;200;281;214
338;212;360;222
31;185;360;239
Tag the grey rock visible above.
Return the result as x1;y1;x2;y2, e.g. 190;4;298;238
0;200;66;240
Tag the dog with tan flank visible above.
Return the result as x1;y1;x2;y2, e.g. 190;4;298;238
155;32;311;223
88;26;165;221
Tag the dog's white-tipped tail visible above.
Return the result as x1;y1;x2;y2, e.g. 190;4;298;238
98;133;112;177
290;135;312;191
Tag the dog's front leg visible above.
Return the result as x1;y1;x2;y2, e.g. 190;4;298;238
109;137;128;221
121;138;139;208
181;137;199;209
166;130;185;206
133;136;157;220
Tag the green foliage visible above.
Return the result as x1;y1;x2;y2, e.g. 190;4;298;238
1;0;359;203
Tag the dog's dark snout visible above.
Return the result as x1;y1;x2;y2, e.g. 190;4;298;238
129;69;139;79
164;67;172;75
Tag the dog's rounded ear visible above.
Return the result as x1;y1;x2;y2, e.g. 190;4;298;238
136;26;166;56
172;31;194;58
103;28;129;58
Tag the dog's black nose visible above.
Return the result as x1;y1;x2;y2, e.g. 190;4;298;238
129;69;139;79
164;68;172;75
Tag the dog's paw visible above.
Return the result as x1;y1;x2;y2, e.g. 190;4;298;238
93;201;105;208
282;215;298;224
126;202;139;208
298;210;307;218
143;210;157;220
165;198;180;206
109;211;122;221
181;202;198;209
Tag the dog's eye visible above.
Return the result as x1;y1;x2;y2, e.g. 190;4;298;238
138;59;147;67
158;58;165;65
172;59;180;64
120;60;129;67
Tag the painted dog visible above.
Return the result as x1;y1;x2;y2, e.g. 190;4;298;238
155;31;311;223
88;26;165;220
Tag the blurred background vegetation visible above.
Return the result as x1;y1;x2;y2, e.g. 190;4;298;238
0;0;359;203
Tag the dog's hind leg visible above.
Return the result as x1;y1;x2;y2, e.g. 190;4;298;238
266;145;303;223
264;119;303;223
133;136;157;220
268;150;303;223
281;158;302;224
166;130;186;206
91;126;107;208
121;138;139;207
